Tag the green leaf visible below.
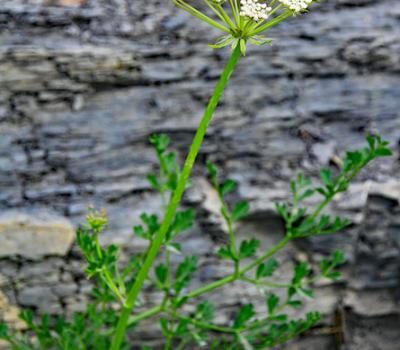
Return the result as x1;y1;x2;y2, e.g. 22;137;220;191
206;161;218;187
318;215;330;230
298;189;315;201
221;179;237;196
234;304;255;328
146;174;159;190
292;262;311;285
366;135;376;150
165;152;178;175
332;250;345;265
275;203;289;221
297;172;312;188
159;318;170;337
239;238;260;259
175;319;189;336
295;217;315;235
239;38;247;56
19;310;34;327
316;187;328;197
269;314;288;322
375;148;393;157
171;209;195;236
232;38;240;50
149;134;170;154
346;151;362;166
217;245;235;260
174;296;189;309
166;242;182;255
0;323;8;338
155;264;167;285
140;213;159;237
249;35;273;46
287;300;302;309
133;225;146;238
296;287;314;300
175;256;198;293
256;259;278;279
209;35;235;49
267;294;280;315
196;301;215;322
330;217;351;232
232;201;250;221
326;271;341;280
320;168;333;187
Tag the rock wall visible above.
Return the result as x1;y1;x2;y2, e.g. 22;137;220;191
0;0;400;349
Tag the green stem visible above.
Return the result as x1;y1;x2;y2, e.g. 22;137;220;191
173;312;238;334
109;45;242;350
251;11;292;36
240;276;290;289
185;236;290;299
128;305;163;325
219;194;239;273
125;236;291;328
102;269;126;303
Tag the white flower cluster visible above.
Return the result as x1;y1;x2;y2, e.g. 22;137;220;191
278;0;312;13
240;0;272;21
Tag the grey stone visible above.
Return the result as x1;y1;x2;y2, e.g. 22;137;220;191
17;285;58;308
52;283;78;298
344;289;399;317
0;210;75;259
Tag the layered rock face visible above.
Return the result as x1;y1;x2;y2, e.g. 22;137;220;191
0;0;399;349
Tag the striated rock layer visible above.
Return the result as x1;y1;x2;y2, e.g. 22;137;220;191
0;0;399;349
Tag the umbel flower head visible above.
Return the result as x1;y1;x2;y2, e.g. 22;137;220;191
173;0;317;54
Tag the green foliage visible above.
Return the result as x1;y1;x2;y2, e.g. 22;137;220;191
239;238;260;259
232;201;250;222
319;250;346;281
256;259;279;279
196;301;215;322
174;256;198;294
0;290;126;350
276;135;392;239
234;304;255;329
1;134;392;350
148;133;181;193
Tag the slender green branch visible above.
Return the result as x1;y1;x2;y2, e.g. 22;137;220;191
173;0;231;33
173;312;238;334
127;305;163;325
219;194;239;273
240;276;291;289
251;11;292;36
240;237;290;275
125;236;291;328
124;180;345;328
109;45;242;350
102;269;126;303
216;4;236;30
184;236;290;300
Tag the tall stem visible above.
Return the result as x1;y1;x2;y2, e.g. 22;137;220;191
109;45;242;350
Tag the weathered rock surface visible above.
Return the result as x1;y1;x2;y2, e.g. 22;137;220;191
0;0;399;349
0;210;75;259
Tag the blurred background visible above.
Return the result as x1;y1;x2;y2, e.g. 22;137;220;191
0;0;399;349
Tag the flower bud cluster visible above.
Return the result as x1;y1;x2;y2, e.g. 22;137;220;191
279;0;313;13
240;0;272;21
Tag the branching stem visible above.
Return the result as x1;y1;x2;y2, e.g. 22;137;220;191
109;45;242;350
